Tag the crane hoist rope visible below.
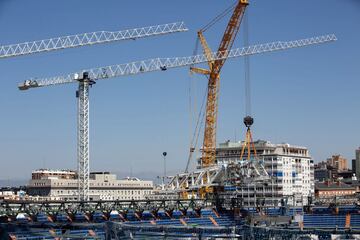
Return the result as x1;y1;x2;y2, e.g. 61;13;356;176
239;9;258;162
243;10;252;117
185;78;207;173
201;2;238;33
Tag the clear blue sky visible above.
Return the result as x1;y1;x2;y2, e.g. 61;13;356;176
0;0;359;180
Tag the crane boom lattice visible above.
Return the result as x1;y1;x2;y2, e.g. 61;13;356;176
0;22;187;59
19;34;337;90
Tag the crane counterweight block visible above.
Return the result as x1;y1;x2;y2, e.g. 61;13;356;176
18;79;39;90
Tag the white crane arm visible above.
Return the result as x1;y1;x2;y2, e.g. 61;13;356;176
19;34;336;90
1;22;188;59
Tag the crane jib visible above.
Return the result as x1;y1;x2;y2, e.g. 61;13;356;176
18;34;337;91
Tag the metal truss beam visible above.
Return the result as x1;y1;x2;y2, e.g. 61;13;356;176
0;198;209;220
0;22;187;59
77;80;91;201
19;34;337;90
166;162;270;197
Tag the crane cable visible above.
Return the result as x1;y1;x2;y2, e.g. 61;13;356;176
240;10;259;162
186;36;211;172
244;10;251;117
201;1;238;32
185;81;207;173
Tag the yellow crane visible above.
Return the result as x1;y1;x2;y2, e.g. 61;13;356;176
191;0;249;168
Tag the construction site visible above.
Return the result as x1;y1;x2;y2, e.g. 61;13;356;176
0;0;359;239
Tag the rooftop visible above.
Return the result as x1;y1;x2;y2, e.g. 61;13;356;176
315;181;356;190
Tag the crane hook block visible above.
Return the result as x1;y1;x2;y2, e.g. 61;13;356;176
243;116;254;128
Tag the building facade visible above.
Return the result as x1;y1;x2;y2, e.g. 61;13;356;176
0;187;26;201
352;159;356;174
314;167;330;182
355;148;360;179
315;181;356;198
326;155;348;171
213;140;314;206
31;169;76;180
28;170;153;201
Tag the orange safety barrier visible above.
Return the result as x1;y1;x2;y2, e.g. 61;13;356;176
345;213;351;229
212;209;220;218
180;218;187;226
209;216;219;226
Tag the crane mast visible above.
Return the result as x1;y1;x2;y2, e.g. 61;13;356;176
199;0;248;167
76;73;94;202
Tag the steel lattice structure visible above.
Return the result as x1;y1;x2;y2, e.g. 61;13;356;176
0;198;209;220
19;34;337;89
198;0;248;168
0;22;187;59
77;77;92;201
166;160;270;197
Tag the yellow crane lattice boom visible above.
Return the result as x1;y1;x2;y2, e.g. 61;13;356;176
199;0;248;167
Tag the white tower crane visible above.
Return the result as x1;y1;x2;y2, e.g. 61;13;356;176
18;34;336;200
2;22;188;201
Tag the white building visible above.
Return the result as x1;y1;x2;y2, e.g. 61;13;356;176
213;140;314;206
28;170;153;201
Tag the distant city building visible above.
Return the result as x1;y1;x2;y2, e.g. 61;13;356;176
314;166;330;182
314;162;343;182
326;154;348;171
315;181;356;198
314;156;356;182
0;187;26;201
28;169;153;201
337;170;354;181
31;169;76;180
352;159;356;174
314;161;328;169
212;140;314;206
355;148;360;179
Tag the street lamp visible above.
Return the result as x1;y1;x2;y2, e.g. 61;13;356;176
163;152;167;188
